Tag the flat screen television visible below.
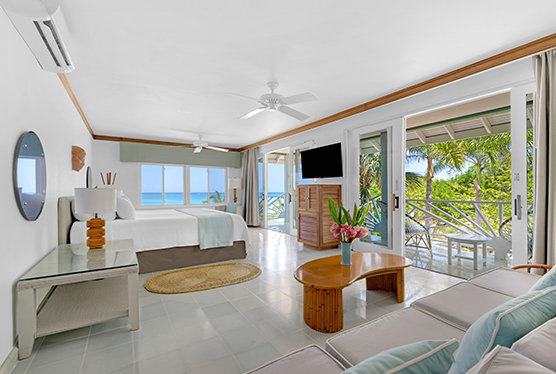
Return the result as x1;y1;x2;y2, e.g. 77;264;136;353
301;143;343;179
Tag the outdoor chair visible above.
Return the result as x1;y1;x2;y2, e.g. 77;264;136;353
405;215;433;256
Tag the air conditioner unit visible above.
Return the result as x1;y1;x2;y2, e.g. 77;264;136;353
1;0;74;73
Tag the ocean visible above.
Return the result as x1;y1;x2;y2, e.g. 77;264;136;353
142;192;284;205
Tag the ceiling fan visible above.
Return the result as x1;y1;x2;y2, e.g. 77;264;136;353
231;82;317;121
192;136;228;153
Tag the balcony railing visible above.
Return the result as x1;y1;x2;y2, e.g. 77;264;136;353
360;196;533;257
259;193;286;221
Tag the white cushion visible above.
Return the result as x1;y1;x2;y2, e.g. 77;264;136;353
465;346;553;374
116;196;136;219
511;318;556;371
71;199;116;221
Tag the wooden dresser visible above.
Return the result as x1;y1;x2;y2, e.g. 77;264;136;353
297;184;342;250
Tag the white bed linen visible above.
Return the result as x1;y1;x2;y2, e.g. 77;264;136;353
70;209;250;252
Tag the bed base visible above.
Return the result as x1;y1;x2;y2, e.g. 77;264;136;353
136;241;247;273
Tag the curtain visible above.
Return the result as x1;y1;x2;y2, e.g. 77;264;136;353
532;50;556;269
241;148;260;226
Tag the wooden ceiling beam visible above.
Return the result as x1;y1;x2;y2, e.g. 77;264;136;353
479;116;493;134
444;124;456;140
414;130;427;144
93;134;240;152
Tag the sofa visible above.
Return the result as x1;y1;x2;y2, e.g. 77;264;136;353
246;266;556;374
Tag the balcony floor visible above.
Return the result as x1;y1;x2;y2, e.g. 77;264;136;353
404;243;512;279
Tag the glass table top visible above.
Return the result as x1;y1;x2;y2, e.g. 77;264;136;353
20;239;137;282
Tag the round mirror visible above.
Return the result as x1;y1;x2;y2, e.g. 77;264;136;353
13;131;47;221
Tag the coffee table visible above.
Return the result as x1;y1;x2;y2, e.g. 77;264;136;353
294;252;413;333
445;233;492;270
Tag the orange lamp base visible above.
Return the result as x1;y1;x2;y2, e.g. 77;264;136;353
86;217;106;249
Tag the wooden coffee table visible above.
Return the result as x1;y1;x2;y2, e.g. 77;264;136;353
294;252;413;333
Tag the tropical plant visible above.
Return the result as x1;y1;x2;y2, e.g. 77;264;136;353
328;197;370;242
202;190;225;204
406;142;466;224
459;133;511;225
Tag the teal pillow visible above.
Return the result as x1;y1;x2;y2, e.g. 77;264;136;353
452;286;556;374
225;202;240;213
529;266;556;292
342;339;458;374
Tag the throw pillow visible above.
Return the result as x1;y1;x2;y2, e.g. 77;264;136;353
465;345;553;374
116;196;136;220
225;202;241;213
511;317;556;371
451;286;556;374
341;339;459;374
529;266;556;292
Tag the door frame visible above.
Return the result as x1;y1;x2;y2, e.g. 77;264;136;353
345;117;406;255
511;82;535;266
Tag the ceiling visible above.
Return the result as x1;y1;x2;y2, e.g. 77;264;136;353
57;0;556;149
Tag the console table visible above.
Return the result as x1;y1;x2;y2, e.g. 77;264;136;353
16;239;139;359
294;253;413;333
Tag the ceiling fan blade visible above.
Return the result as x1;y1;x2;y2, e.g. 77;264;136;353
239;107;267;120
278;106;309;121
281;92;317;105
193;146;203;153
206;146;229;153
227;93;261;101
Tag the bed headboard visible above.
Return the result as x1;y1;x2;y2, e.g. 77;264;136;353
58;196;75;245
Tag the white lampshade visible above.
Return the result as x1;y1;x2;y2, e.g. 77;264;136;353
74;188;116;214
229;178;242;189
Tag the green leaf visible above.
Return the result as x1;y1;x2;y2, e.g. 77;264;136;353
342;207;352;226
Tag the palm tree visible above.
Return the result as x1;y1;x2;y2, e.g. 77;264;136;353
406;142;466;224
360;153;423;199
202;190;225;204
460;133;511;226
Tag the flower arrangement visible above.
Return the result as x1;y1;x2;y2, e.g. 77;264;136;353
328;197;370;243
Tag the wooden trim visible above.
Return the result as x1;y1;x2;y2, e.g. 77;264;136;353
93;134;240;152
57;74;94;137
511;264;553;270
239;32;556;151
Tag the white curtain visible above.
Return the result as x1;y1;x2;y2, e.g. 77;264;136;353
532;50;556;269
241;148;260;226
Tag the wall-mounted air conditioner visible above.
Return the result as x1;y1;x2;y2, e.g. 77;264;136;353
1;0;74;73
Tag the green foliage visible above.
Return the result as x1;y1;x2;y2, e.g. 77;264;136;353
202;190;225;204
329;197;370;227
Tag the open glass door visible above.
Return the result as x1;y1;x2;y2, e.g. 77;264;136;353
266;149;291;234
290;147;311;237
348;118;405;255
510;83;536;266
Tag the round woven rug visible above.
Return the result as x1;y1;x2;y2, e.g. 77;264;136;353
144;263;261;294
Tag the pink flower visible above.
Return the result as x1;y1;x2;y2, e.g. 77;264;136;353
356;227;369;238
349;226;359;239
340;224;351;234
330;223;341;237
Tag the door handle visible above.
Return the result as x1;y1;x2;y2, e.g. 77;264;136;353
289;194;292;204
515;195;522;220
393;194;399;211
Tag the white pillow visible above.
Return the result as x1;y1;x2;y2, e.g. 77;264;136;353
465;346;553;374
116;196;136;219
71;199;116;222
511;318;556;371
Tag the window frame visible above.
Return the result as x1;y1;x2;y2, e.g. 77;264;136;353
189;166;228;205
139;163;228;207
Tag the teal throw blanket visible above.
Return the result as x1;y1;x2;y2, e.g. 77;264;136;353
176;208;234;250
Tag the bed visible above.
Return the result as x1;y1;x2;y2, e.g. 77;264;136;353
57;196;250;273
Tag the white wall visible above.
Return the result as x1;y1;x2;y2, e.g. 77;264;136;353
258;58;536;205
92;140;243;207
0;10;94;363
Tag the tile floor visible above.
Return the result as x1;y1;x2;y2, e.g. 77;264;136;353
12;228;465;374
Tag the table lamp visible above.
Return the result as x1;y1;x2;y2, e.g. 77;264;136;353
229;178;242;203
74;188;116;249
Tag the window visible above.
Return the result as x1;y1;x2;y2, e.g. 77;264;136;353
141;165;184;205
190;167;226;204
